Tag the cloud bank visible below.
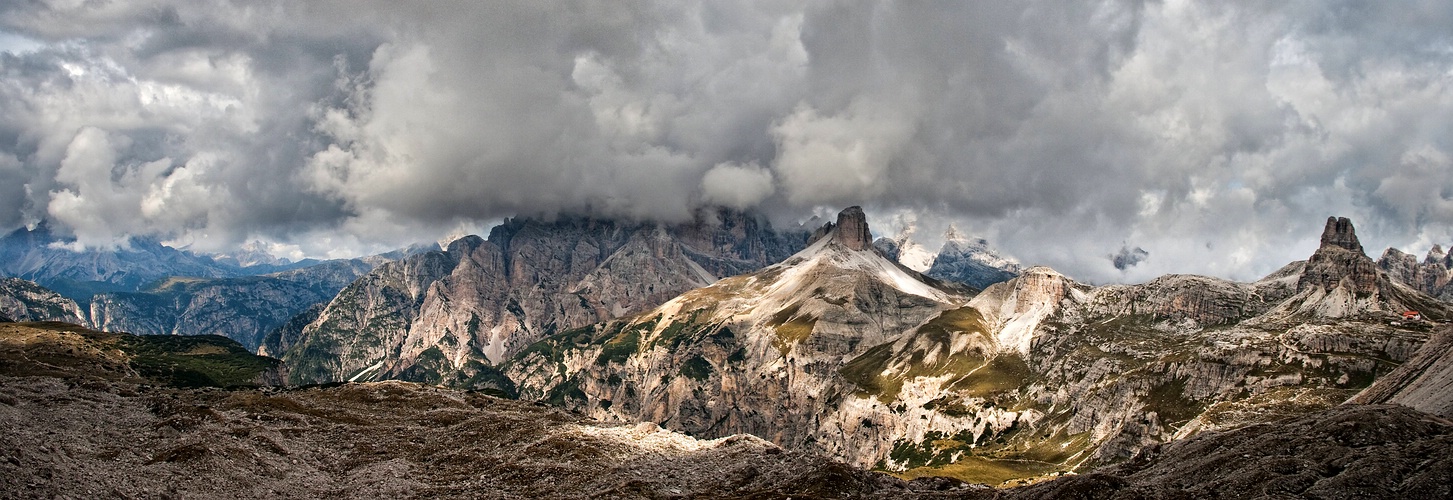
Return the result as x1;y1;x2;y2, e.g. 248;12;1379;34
2;1;1452;282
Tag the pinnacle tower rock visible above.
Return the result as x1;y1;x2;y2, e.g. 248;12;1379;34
833;206;872;251
1297;216;1379;295
1319;216;1365;254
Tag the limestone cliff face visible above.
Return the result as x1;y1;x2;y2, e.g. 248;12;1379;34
282;251;455;384
834;206;873;251
967;266;1086;354
281;209;808;387
509;213;1452;480
0;277;88;325
1087;274;1273;327
1378;245;1453;301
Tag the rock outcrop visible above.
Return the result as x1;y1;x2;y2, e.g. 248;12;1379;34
1260;216;1450;322
0;278;88;325
1378;245;1453;301
1351;326;1453;418
834;206;873;251
1298;216;1378;295
1010;404;1453;499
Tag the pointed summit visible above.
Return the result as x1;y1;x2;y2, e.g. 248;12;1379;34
832;206;872;251
1298;216;1377;295
1319;216;1365;254
1427;245;1447;265
943;224;965;242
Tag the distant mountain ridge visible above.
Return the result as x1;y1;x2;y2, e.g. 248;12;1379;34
0;224;241;300
874;224;1023;290
0;224;424;350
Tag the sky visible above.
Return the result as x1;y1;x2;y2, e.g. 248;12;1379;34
1;1;1452;284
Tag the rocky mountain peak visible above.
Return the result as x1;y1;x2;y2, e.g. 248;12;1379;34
1297;216;1379;295
833;206;872;251
1318;216;1364;254
942;224;964;242
1427;244;1448;266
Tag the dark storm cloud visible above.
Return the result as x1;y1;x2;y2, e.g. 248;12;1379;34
1;1;1451;279
1112;246;1149;271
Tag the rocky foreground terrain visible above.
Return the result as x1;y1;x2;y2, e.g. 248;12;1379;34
0;321;978;499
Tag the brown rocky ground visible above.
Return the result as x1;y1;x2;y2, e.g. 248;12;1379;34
1010;404;1453;499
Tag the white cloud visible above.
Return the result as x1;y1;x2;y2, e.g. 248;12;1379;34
1;1;1453;281
701;162;775;209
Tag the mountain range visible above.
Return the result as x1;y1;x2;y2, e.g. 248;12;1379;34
4;206;1453;489
501;210;1452;484
276;209;811;388
0;225;428;350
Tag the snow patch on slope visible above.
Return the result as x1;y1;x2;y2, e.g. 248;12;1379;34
769;237;954;303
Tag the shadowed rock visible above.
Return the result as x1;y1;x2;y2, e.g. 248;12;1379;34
834;206;873;251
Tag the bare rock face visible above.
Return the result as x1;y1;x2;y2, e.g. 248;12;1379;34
1298;216;1378;295
834;206;873;251
1377;244;1453;301
1010;404;1453;500
0;278;88;326
1261;216;1453;323
1351;326;1453;418
1429;244;1450;264
507;212;1453;486
1089;274;1271;326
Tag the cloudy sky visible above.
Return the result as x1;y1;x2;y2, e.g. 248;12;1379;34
2;1;1452;283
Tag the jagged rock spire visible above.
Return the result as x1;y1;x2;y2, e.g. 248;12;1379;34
1298;216;1379;295
833;206;872;251
1426;244;1447;265
1319;216;1365;254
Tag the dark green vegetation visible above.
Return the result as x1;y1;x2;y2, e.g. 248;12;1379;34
596;317;656;366
767;304;818;354
0;321;278;388
395;347;518;398
114;332;280;388
842;307;997;403
679;355;714;381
